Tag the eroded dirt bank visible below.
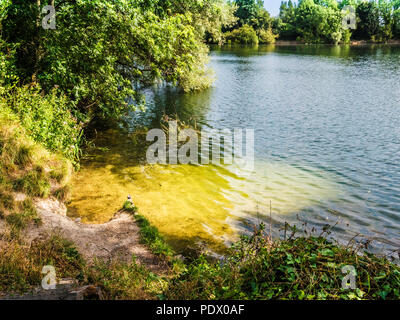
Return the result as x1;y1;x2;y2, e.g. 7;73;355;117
28;197;166;273
0;197;167;300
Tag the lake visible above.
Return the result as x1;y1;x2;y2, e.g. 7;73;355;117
68;44;400;255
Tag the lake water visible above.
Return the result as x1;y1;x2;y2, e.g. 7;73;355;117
68;45;400;255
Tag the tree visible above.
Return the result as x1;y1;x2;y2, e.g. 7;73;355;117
295;0;343;43
234;0;264;26
278;0;298;39
225;24;259;44
378;0;394;41
394;8;400;38
1;0;230;119
0;0;16;90
353;1;380;40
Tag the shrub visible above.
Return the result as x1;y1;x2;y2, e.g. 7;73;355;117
0;41;17;92
225;25;259;45
165;226;400;300
4;84;83;163
258;28;278;44
341;29;352;44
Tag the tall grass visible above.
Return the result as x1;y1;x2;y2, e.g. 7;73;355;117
0;234;85;294
0;111;73;237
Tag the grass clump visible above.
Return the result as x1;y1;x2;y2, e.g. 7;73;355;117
0;187;15;211
53;185;71;202
5;198;41;233
0;234;85;294
0;111;73;203
121;201;175;261
122;200;138;214
84;257;165;300
164;224;400;300
133;214;175;260
13;167;51;198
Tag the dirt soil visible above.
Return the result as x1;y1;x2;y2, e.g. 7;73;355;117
26;197;166;273
0;197;167;300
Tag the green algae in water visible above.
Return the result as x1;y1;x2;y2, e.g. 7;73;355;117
68;128;340;253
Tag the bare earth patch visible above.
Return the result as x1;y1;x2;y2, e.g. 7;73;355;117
24;198;166;274
1;197;168;300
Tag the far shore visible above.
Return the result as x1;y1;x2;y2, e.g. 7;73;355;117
272;39;400;46
211;40;400;46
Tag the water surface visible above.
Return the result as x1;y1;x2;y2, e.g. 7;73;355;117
69;45;400;254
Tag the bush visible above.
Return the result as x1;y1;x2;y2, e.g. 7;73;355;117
3;84;83;163
341;29;352;44
0;41;17;92
225;25;259;45
258;28;278;44
165;226;400;300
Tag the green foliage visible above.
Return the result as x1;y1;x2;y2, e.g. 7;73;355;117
294;0;344;44
378;0;394;41
234;0;264;26
354;1;380;40
0;0;11;22
166;0;238;44
3;84;82;162
123;201;138;214
164;228;400;300
274;0;400;43
0;112;73;207
394;9;400;38
0;234;85;294
230;0;400;44
342;29;352;43
226;24;259;44
2;0;226;121
133;214;175;259
277;0;298;39
0;40;17;92
84;258;164;300
231;0;276;43
258;28;278;43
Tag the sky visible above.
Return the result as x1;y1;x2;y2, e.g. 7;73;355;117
263;0;293;17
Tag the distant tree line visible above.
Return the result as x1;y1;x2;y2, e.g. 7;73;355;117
275;0;400;43
224;0;400;44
